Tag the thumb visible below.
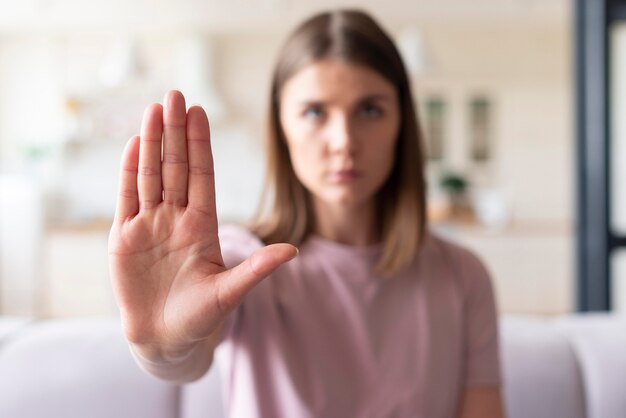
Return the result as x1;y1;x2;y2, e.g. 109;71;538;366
217;243;298;312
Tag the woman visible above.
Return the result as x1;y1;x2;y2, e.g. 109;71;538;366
109;9;505;418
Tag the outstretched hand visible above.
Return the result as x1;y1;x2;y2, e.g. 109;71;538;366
108;90;297;361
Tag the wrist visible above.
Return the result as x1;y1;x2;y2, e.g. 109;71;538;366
129;338;214;384
129;340;201;366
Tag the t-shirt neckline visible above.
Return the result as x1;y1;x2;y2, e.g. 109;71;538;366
304;234;382;257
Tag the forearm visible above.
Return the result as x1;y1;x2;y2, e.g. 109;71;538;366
457;386;505;418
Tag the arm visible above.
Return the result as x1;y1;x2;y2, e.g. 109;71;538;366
458;386;505;418
455;246;504;417
108;90;297;383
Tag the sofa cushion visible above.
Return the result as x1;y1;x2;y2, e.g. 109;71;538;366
0;316;31;343
0;317;180;418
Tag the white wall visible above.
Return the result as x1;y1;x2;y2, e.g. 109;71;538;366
0;21;573;225
611;24;626;235
413;23;572;223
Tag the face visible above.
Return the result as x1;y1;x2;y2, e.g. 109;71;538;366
279;59;401;212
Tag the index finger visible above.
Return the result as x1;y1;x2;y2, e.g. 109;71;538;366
186;105;217;218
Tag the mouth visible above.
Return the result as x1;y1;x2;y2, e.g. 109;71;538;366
328;169;361;183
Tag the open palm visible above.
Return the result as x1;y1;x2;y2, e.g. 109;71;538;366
108;91;296;358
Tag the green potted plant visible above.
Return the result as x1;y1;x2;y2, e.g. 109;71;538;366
439;171;472;220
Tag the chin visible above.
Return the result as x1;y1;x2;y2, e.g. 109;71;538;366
322;190;372;208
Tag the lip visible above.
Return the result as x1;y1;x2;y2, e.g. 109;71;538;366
328;169;361;183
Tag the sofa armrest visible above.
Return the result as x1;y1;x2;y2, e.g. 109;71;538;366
556;314;626;418
500;316;586;418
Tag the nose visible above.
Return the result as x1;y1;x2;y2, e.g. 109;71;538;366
326;114;357;155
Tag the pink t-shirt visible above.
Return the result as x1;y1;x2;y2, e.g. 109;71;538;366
214;225;501;418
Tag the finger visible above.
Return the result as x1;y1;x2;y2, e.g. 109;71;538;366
216;244;298;313
186;105;216;219
162;90;188;207
138;103;164;210
115;135;140;221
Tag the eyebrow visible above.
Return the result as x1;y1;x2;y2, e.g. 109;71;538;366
298;94;393;107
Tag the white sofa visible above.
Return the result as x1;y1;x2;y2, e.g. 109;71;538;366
0;314;624;418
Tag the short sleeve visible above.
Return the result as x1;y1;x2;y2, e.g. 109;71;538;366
458;248;502;387
218;224;262;269
216;224;264;342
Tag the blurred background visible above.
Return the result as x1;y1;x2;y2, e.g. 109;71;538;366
0;0;584;318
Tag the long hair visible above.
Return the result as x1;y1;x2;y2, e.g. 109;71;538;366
251;9;427;277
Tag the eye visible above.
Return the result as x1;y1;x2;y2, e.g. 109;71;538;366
360;103;383;119
302;105;325;121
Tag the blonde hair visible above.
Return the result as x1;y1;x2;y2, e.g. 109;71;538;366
251;9;427;277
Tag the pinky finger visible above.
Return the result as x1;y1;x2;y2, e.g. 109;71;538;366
115;135;140;221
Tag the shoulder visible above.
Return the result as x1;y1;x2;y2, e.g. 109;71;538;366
218;224;264;269
420;230;485;269
218;223;262;246
421;230;493;296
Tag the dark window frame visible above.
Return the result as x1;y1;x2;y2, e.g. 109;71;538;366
577;0;626;311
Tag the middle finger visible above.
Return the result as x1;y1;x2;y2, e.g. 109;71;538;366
162;90;189;207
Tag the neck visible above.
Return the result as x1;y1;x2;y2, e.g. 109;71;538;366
312;199;379;246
